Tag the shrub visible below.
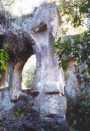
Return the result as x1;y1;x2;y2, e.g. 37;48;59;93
0;49;9;80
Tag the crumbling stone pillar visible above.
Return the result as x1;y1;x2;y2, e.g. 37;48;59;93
30;3;68;130
11;62;24;101
65;57;80;105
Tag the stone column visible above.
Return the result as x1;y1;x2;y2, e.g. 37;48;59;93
30;3;68;130
11;62;24;101
65;57;80;105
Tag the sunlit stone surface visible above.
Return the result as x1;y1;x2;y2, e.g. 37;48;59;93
11;62;25;101
29;4;67;123
11;71;22;100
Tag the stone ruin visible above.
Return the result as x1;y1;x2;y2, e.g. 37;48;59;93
0;1;69;130
65;57;80;105
22;2;68;130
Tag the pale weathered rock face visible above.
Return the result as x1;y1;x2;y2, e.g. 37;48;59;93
30;3;67;122
0;89;14;111
30;3;64;92
11;62;27;101
22;55;36;90
11;71;22;101
21;53;66;118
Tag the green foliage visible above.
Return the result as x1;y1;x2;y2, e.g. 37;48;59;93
60;0;88;27
62;59;68;71
14;108;26;118
54;30;90;79
0;49;9;80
